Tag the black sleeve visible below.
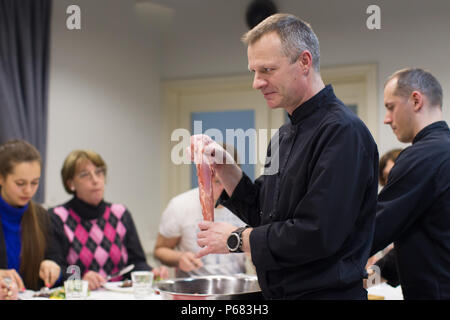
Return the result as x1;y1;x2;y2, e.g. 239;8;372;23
40;207;54;259
251;122;376;271
46;209;71;280
223;121;377;271
122;209;152;273
371;149;439;255
374;249;400;287
218;172;264;227
218;133;277;227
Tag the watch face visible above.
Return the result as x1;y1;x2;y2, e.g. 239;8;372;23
227;233;239;251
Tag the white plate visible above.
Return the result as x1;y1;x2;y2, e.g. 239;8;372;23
102;281;134;293
19;287;66;300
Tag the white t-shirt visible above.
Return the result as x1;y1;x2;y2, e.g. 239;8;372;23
159;188;247;278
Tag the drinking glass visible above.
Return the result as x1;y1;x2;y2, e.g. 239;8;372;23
131;271;153;299
64;279;89;300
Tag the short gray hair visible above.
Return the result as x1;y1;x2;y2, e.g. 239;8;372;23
242;13;321;72
387;68;443;108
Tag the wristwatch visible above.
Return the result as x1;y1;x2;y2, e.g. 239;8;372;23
227;226;249;253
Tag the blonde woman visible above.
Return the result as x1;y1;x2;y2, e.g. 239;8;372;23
49;150;168;290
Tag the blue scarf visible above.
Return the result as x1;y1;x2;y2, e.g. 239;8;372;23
0;194;28;272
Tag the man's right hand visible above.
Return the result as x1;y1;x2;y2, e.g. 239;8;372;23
178;252;204;272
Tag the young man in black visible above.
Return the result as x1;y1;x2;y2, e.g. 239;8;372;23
369;68;450;299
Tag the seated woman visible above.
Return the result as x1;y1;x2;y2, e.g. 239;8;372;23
154;144;249;278
0;140;60;292
49;150;167;290
378;148;403;187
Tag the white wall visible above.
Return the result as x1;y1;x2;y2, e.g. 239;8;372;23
46;0;162;253
46;0;450;255
156;0;450;155
282;0;450;155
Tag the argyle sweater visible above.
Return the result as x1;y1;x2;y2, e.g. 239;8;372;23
48;197;151;281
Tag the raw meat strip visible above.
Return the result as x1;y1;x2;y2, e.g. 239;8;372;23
190;135;214;221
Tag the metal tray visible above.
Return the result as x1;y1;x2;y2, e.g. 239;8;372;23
154;274;262;300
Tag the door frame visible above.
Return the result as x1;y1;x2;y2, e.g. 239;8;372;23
321;63;378;142
161;75;271;206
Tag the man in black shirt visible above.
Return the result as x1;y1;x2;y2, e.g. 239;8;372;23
194;14;378;299
369;68;450;299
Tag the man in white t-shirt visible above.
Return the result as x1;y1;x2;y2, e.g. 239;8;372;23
154;175;248;278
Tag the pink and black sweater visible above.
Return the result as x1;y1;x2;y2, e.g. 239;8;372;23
48;197;151;281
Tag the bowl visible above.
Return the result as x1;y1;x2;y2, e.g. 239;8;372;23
154;274;262;300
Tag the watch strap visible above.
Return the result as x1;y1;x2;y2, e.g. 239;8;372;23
229;226;249;253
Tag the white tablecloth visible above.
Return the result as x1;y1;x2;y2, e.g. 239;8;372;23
367;283;403;300
20;283;403;300
19;288;162;300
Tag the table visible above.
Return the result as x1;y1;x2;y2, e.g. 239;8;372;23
19;287;162;300
367;283;403;300
19;282;403;300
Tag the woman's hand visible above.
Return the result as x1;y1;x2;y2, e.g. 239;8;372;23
0;269;24;291
152;266;169;280
82;271;106;290
0;277;19;300
39;260;61;288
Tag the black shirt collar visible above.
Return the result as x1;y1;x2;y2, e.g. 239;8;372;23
288;85;334;125
68;196;107;220
413;121;449;144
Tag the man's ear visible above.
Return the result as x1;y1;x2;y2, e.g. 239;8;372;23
411;91;424;112
298;50;313;73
